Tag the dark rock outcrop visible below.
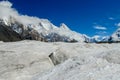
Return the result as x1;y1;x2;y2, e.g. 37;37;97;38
49;51;68;65
0;25;22;42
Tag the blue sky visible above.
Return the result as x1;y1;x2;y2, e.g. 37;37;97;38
6;0;120;36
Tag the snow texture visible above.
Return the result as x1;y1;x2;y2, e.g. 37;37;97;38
0;40;120;80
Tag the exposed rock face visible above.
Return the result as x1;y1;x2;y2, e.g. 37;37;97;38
0;22;80;42
0;24;22;42
49;51;68;65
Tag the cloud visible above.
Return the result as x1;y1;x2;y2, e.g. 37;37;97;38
94;25;107;30
0;1;12;7
108;17;115;20
0;1;19;19
0;1;52;26
96;31;107;35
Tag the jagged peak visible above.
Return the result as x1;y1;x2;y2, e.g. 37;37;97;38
60;23;70;31
111;28;120;41
0;1;88;42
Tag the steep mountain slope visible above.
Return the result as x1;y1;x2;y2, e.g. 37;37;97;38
110;28;120;42
0;1;86;42
0;24;22;42
87;29;120;43
1;1;120;43
95;28;120;43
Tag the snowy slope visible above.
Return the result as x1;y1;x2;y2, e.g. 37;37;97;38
35;43;120;80
90;28;120;43
111;28;120;42
0;40;120;80
0;1;86;42
1;1;120;80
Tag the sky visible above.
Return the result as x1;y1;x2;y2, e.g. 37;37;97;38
3;0;120;37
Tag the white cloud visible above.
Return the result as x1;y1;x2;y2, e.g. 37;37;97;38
0;1;12;8
0;1;49;26
0;1;19;19
96;31;107;35
94;25;107;30
108;17;115;20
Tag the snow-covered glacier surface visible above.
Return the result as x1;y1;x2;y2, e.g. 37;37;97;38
0;40;120;80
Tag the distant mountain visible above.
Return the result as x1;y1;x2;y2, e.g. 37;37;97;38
88;28;120;43
110;28;120;42
0;1;88;42
0;23;22;42
4;1;120;43
0;16;88;42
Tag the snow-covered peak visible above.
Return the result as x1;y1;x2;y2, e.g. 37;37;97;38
0;1;57;30
0;1;88;42
0;1;58;28
111;28;120;42
101;36;110;42
92;35;101;42
60;23;70;31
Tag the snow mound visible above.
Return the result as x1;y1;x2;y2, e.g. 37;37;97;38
36;57;120;80
0;41;120;80
98;50;120;64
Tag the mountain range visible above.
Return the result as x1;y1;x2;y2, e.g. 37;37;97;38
0;1;120;43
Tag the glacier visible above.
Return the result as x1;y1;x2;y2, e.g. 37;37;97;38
0;1;120;80
0;1;120;43
0;41;120;80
